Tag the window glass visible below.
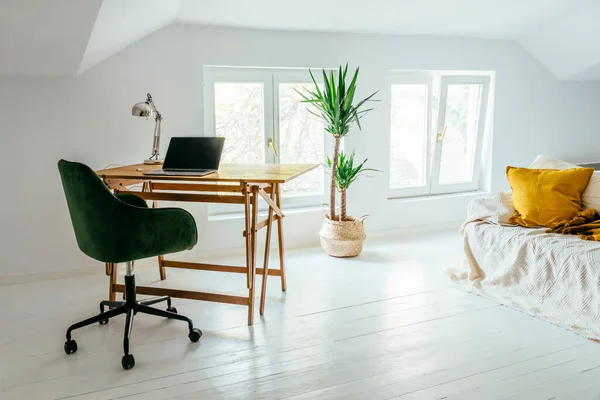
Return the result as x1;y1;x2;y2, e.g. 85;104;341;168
438;84;482;184
279;82;324;197
214;82;265;164
389;84;428;189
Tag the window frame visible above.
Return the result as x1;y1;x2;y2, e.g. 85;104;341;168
203;68;275;165
273;70;330;208
203;66;330;214
387;71;491;199
387;72;434;199
430;74;490;195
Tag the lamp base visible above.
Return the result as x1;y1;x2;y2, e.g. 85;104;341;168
143;159;162;165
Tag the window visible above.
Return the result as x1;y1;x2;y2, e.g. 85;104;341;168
214;82;266;164
204;67;328;211
389;72;491;198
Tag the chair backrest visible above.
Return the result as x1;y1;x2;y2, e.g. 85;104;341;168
58;159;123;262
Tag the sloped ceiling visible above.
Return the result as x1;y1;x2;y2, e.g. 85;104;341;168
0;0;102;76
1;0;600;81
79;0;182;74
520;1;600;81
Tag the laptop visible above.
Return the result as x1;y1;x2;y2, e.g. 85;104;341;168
143;137;225;177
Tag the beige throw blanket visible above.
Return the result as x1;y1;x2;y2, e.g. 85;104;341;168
449;192;600;340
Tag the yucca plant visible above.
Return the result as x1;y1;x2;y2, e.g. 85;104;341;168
297;64;377;221
326;150;378;221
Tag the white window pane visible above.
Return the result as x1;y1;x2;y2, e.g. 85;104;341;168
214;82;265;164
389;84;428;189
279;83;324;198
438;84;482;185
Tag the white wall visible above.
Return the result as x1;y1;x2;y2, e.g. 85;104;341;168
2;24;600;279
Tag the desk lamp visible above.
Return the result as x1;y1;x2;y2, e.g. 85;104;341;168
132;93;163;165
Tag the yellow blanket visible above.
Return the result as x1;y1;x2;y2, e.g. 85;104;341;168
548;208;600;241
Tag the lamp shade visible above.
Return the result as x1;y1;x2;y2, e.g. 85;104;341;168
132;102;154;117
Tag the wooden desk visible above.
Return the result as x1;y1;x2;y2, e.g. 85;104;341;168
96;163;318;325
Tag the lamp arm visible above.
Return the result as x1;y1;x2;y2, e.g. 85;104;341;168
150;118;161;160
146;93;162;122
146;93;162;161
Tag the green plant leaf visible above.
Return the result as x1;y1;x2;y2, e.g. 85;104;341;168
309;69;323;98
299;65;377;136
327;149;380;190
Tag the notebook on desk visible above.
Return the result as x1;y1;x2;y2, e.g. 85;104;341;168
143;137;225;177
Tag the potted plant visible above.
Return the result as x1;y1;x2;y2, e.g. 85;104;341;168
321;150;378;256
297;64;378;257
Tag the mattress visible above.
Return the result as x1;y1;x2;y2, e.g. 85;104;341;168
448;192;600;340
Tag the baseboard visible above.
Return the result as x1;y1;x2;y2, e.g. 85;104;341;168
0;222;461;286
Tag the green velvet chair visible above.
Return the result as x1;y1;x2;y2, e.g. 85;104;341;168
58;159;202;370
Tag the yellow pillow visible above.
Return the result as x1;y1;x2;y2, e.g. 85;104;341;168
506;166;594;228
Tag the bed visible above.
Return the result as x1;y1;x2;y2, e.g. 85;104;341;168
448;160;600;340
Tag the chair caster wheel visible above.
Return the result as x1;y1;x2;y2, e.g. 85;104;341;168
121;354;135;370
99;319;109;325
166;306;177;318
188;328;202;343
64;339;78;355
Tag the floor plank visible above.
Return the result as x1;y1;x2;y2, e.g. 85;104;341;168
1;230;599;399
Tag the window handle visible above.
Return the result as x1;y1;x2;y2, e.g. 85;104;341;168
437;126;447;142
268;138;278;158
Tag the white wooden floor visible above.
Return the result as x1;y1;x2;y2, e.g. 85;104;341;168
2;230;600;400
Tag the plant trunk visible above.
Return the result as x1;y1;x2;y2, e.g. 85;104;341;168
329;136;341;220
340;189;347;221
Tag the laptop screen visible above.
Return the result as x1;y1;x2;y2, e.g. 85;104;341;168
162;137;225;170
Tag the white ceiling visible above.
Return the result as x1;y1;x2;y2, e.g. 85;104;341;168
1;0;600;80
176;0;589;39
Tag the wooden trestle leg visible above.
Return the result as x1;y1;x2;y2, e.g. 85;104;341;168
244;184;252;289
107;263;117;302
248;185;259;325
260;184;276;315
275;183;287;292
146;182;167;281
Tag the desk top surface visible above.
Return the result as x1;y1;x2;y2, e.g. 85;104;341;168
96;163;320;184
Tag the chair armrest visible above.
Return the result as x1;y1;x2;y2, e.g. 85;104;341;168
111;206;198;262
115;193;148;208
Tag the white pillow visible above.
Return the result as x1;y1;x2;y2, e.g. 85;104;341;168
530;154;579;170
530;155;600;213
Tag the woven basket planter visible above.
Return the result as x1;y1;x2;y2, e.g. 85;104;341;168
319;216;367;258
